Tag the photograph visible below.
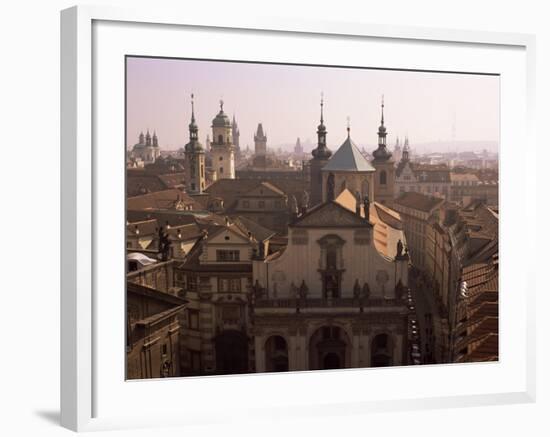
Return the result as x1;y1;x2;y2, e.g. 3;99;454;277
125;56;499;379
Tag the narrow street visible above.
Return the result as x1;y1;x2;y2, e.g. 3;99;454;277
408;268;437;364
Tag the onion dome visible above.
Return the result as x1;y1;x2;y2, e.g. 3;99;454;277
311;94;332;160
185;94;204;153
212;100;231;127
372;96;392;162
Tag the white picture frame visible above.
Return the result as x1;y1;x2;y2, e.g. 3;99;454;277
60;5;536;432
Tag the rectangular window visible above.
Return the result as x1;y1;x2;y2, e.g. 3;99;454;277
187;275;197;291
218;278;242;292
190;351;201;372
216;250;240;262
258;200;265;208
188;309;199;330
242;200;250;208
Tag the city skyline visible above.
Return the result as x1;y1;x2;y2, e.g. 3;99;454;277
126;57;500;152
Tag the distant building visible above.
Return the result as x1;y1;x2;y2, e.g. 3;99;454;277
232;115;241;156
130;130;161;164
210;101;236;180
294;137;304;155
395;140;451;200
393;136;402;162
254;123;267;156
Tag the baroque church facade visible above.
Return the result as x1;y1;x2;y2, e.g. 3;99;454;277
177;98;412;375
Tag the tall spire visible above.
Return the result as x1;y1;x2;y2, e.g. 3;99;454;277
191;93;196;123
188;93;199;141
312;93;331;159
372;95;392;161
380;94;385;127
320;92;324;125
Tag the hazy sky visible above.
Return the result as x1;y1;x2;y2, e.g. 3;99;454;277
126;57;499;152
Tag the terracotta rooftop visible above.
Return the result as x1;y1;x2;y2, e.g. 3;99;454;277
394;191;445;213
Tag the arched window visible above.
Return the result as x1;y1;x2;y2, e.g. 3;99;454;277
265;335;288;372
326;247;337;270
380;170;387;185
371;333;392;367
218;134;223;143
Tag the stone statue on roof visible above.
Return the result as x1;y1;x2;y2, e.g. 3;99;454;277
289;194;298;215
363;194;370;220
301;190;310;211
397;239;404;258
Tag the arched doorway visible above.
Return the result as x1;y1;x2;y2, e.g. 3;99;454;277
265;335;289;372
323;352;341;369
309;326;351;370
371;333;393;367
215;330;249;374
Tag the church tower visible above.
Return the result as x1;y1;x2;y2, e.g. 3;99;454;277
254;123;267;156
210;100;235;179
309;96;332;206
232;115;241;156
294;137;303;155
371;97;395;206
402;136;410;162
184;94;206;194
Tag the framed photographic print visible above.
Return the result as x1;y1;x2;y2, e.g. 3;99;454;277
61;5;536;432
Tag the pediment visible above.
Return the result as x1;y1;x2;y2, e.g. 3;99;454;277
293;202;371;228
207;226;250;245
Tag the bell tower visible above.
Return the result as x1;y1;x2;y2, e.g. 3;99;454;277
210;100;235;179
310;95;332;206
371;96;395;206
184;94;206;194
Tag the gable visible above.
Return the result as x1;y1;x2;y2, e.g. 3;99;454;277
292;202;371;228
242;182;285;198
206;225;251;245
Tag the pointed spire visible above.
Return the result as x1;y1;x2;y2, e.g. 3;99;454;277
347;116;351;138
380;94;385;126
312;94;331;160
320;92;324;124
188;93;200;144
373;95;391;161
